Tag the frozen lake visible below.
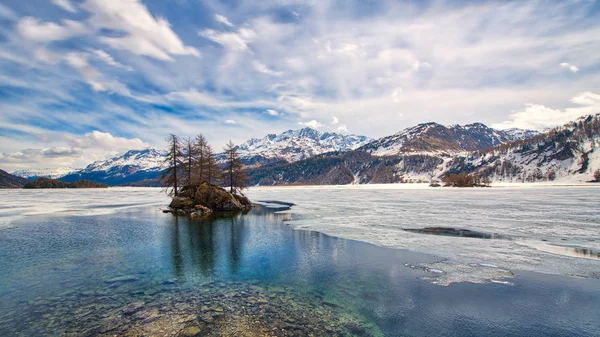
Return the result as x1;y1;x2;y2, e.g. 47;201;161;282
0;185;599;336
1;185;599;286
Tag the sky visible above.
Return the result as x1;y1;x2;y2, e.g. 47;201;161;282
0;0;599;170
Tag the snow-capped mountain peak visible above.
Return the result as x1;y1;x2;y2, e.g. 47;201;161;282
10;167;80;179
360;122;539;156
234;127;373;163
82;148;167;173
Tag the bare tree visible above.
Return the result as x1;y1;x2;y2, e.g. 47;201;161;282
183;137;195;186
222;140;248;194
204;144;220;185
194;134;207;183
161;134;183;196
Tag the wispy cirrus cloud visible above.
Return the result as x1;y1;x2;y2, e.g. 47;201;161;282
215;14;235;27
17;17;88;41
51;0;78;13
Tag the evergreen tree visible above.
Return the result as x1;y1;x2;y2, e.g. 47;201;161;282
161;134;183;196
222;140;248;194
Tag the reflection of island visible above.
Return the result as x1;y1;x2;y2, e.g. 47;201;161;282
23;177;107;189
167;204;288;279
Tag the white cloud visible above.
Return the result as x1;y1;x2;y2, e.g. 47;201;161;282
199;27;256;51
225;119;236;124
0;3;16;19
91;49;134;71
52;0;78;13
492;91;600;130
560;62;579;73
570;91;600;106
329;116;348;133
336;124;349;133
34;48;61;64
412;61;432;70
81;0;200;61
17;17;88;41
215;14;234;27
392;87;403;103
159;89;273;109
299;120;324;129
265;109;279;116
67;130;149;150
64;53;131;95
0;131;148;170
253;60;283;76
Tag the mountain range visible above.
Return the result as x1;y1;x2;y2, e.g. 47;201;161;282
5;114;599;187
10;129;371;186
249;114;600;185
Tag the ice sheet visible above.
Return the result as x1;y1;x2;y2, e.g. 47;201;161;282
247;184;600;285
0;187;170;228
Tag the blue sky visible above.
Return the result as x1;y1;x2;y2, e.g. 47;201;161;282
0;0;599;170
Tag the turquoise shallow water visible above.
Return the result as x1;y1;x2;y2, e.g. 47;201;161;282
0;202;599;336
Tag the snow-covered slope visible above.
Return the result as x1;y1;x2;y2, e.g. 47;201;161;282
361;122;538;156
501;128;540;141
448;114;600;183
80;148;167;174
11;167;80;179
60;148;167;186
248;115;600;185
234;127;372;163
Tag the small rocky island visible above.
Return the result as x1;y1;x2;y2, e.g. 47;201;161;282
161;134;252;217
166;183;252;217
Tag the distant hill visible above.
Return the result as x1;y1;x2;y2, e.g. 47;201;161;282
0;169;29;188
23;178;108;189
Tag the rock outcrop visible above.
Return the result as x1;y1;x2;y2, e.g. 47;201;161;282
167;183;252;217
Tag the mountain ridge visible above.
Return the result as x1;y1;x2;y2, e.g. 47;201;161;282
48;128;372;186
248;114;600;185
360;122;539;156
7;122;560;186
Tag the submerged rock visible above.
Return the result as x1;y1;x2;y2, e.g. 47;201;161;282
168;183;252;217
105;275;139;284
179;326;203;336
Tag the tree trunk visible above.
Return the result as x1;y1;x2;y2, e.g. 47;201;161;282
173;141;178;196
